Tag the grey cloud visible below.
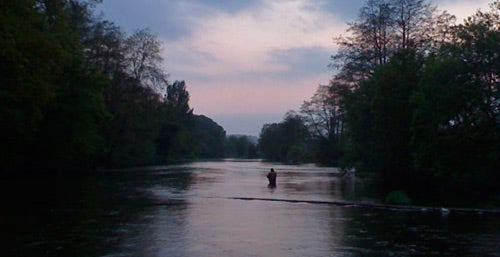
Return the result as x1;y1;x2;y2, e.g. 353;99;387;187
184;0;262;14
268;47;332;78
315;0;365;21
98;0;263;40
97;0;191;39
180;47;332;83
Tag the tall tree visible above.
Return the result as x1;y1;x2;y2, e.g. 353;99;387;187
225;135;258;159
103;74;160;167
0;0;108;171
322;0;450;169
301;85;341;140
300;84;347;166
411;1;499;199
124;29;169;93
332;0;394;82
156;81;195;163
82;18;124;76
327;0;457;170
165;80;193;116
331;0;452;84
259;112;310;164
192;115;226;159
344;50;422;178
392;0;435;50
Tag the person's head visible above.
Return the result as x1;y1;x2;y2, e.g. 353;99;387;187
271;168;275;172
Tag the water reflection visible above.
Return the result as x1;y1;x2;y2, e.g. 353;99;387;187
179;198;344;257
2;160;499;257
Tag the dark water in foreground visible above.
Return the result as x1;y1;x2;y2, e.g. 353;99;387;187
2;160;499;257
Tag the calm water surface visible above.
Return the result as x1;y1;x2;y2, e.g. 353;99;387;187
2;160;499;256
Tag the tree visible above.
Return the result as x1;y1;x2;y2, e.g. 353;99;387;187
300;84;347;166
259;112;310;163
103;74;160;167
301;85;341;140
344;50;422;181
411;1;499;199
124;28;169;93
156;81;195;163
325;0;452;168
192;115;226;159
328;0;455;175
225;135;258;159
82;18;124;76
371;51;422;180
331;0;394;82
391;0;436;50
1;1;57;170
331;0;453;84
165;80;193;116
1;0;228;171
0;0;108;172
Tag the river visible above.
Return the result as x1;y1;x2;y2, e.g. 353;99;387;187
2;160;499;256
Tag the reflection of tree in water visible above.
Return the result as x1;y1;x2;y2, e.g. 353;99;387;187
337;176;382;202
86;170;193;256
8;169;194;257
157;168;193;192
338;208;500;257
2;173;163;257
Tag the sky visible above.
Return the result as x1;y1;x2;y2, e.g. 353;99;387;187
97;0;492;136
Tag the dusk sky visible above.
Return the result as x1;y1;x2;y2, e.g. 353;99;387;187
97;0;492;136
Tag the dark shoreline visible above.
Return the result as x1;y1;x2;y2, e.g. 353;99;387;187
227;197;500;215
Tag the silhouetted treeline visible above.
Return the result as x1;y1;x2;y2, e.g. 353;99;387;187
262;0;499;204
225;135;258;159
0;0;226;174
259;112;312;164
192;115;226;159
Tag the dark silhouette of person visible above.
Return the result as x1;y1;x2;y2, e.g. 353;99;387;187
267;168;277;187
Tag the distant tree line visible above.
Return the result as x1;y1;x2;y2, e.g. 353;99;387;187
258;112;311;164
0;0;227;174
225;135;258;159
259;0;499;204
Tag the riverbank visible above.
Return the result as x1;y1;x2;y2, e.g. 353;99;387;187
227;197;500;215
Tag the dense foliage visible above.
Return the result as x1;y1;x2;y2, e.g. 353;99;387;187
410;4;500;200
0;0;226;174
265;0;499;204
339;1;499;202
258;112;311;164
191;114;226;159
225;135;258;159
